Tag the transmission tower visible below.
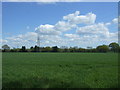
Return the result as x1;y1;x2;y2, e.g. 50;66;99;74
37;34;40;52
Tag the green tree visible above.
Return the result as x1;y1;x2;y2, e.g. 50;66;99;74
119;46;120;52
44;47;52;52
52;46;59;52
20;46;27;52
91;48;97;52
30;46;34;52
109;42;119;52
78;48;86;52
96;45;109;53
2;44;10;52
10;48;18;52
34;45;40;52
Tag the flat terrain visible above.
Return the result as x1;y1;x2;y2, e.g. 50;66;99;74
2;53;118;88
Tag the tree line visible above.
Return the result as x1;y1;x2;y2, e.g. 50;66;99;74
1;42;120;53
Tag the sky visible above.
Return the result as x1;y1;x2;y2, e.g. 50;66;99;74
1;0;120;2
1;2;119;48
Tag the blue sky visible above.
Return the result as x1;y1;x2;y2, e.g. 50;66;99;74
2;2;118;48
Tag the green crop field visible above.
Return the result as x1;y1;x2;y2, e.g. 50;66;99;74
2;53;119;88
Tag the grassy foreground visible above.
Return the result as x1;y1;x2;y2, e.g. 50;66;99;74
2;53;118;88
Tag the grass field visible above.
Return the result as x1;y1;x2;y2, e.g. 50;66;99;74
2;52;118;88
0;52;2;89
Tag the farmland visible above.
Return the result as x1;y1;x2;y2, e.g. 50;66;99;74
2;52;118;88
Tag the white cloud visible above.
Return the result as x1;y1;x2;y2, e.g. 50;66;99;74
109;32;118;39
41;35;64;46
76;23;110;38
0;39;8;44
105;22;111;26
0;39;8;48
64;34;79;38
112;18;118;24
36;11;97;33
5;32;38;48
35;24;62;35
64;31;118;48
75;22;118;45
63;11;96;24
55;21;76;31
